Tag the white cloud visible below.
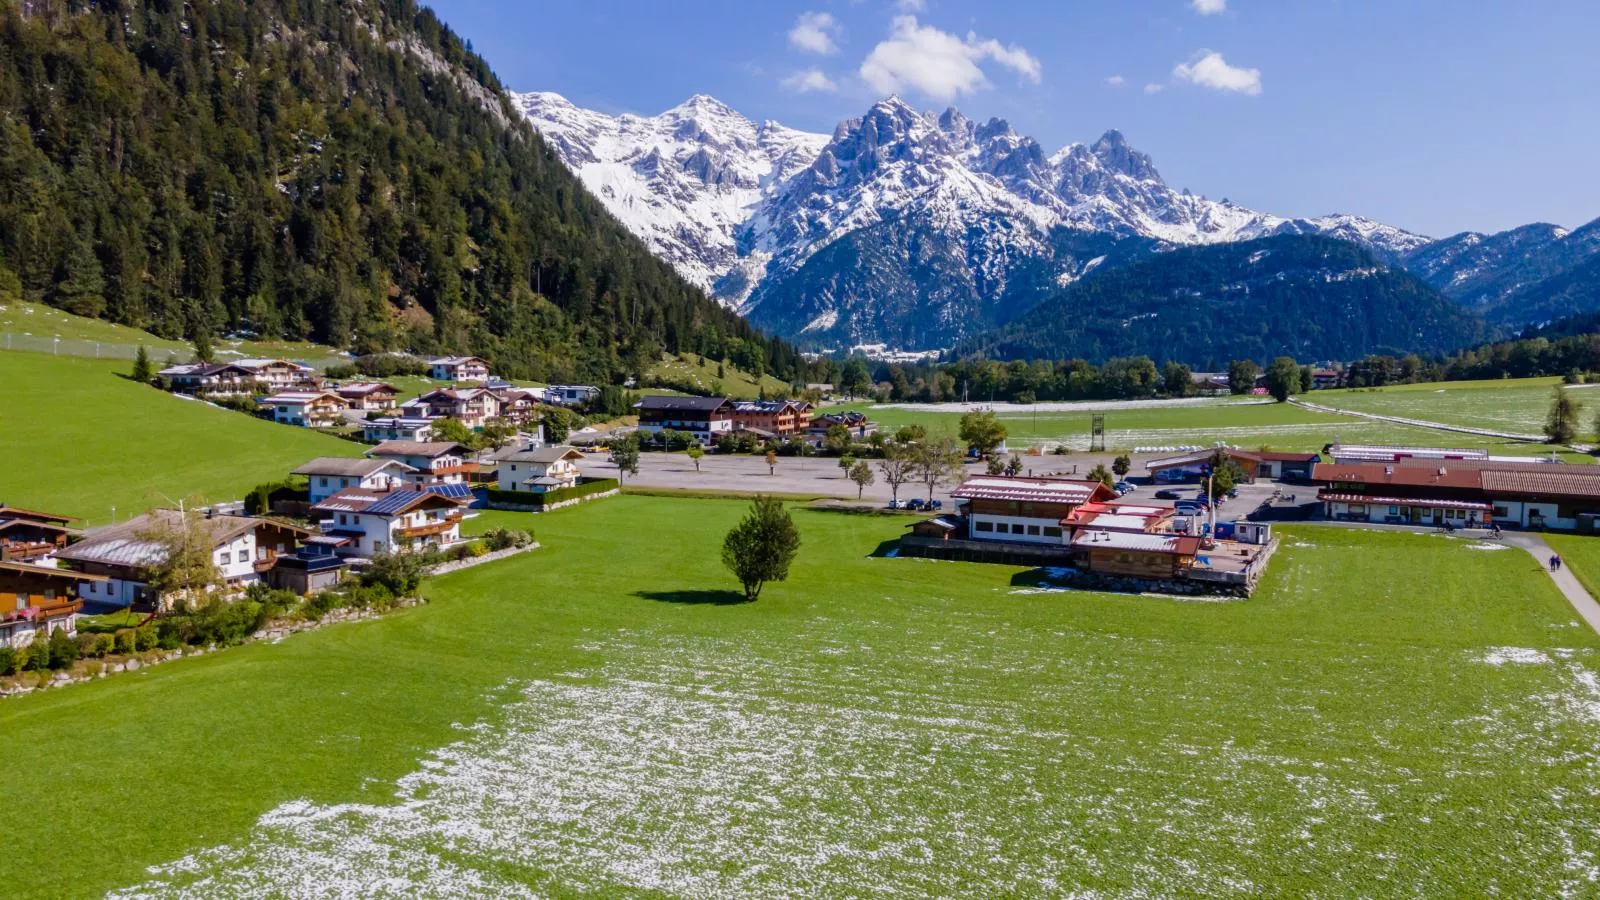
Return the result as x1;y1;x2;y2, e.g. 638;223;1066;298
858;16;1042;102
1105;75;1126;87
1144;83;1165;94
895;0;927;10
781;68;839;93
1172;50;1262;95
789;11;841;55
1190;0;1227;14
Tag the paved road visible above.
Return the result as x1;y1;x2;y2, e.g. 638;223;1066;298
1503;533;1600;634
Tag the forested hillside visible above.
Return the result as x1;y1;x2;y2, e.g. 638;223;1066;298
959;235;1485;368
0;0;814;383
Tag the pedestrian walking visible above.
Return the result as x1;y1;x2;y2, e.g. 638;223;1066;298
1551;555;1559;573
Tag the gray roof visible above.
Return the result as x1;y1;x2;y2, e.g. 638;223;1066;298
498;445;583;465
635;395;731;412
368;441;467;459
55;511;290;568
292;457;415;478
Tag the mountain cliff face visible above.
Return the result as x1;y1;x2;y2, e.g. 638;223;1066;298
960;235;1484;367
517;93;1431;348
1403;217;1600;325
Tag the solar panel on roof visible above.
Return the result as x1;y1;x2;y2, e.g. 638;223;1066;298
365;491;424;515
423;483;474;500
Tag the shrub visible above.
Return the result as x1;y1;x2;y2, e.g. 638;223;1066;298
354;354;428;378
361;552;427;598
0;646;16;676
323;363;359;379
47;629;78;669
483;528;533;551
114;629;137;655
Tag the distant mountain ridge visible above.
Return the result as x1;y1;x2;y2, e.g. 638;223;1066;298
516;92;1432;348
959;235;1484;367
1402;217;1600;326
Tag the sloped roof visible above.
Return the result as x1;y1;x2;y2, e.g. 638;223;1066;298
312;487;465;516
635;395;732;412
498;446;584;465
0;505;75;525
952;477;1109;505
1481;470;1600;500
55;511;297;568
368;441;467;459
292;457;416;478
1071;531;1202;554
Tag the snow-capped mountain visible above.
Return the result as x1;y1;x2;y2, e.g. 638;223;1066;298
515;92;1432;347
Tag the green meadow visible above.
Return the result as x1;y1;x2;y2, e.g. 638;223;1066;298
2;501;1599;896
0;352;361;524
1312;377;1573;437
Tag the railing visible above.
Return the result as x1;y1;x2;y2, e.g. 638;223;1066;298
398;519;457;540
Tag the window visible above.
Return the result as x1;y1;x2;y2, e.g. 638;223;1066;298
1027;525;1041;536
1389;506;1400;516
237;550;248;563
1493;506;1509;518
975;521;994;532
1043;526;1063;538
320;477;330;488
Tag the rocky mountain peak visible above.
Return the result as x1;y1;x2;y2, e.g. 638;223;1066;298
1090;129;1161;182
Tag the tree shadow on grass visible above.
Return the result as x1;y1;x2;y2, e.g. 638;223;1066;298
634;589;752;606
867;539;903;558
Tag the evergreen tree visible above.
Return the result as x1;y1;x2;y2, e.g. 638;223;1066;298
53;235;105;317
721;496;801;602
131;345;153;384
1546;387;1580;444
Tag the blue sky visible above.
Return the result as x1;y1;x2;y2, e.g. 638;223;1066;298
425;0;1600;238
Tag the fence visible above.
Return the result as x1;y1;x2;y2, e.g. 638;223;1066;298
0;332;347;369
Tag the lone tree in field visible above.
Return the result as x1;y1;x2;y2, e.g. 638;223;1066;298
848;459;875;499
131;345;153;384
958;410;1007;457
610;434;641;484
878;444;916;504
1264;356;1301;402
686;444;704;473
722;496;801;602
1547;388;1581;444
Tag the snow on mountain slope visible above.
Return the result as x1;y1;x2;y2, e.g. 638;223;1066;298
515;92;1431;342
511;92;829;293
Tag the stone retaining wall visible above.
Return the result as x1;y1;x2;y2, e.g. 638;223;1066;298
426;542;540;576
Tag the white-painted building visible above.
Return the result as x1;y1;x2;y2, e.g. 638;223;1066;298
545;385;601;407
293;458;418;505
427;356;491;383
950;476;1116;545
493;446;585;493
367;441;471;486
363;417;436;443
311;487;468;558
259;390;346;427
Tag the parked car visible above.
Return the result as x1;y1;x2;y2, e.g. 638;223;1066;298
1175;501;1207;515
1154;489;1182;500
929;499;943;511
1114;481;1135;495
906;498;927;511
887;499;903;510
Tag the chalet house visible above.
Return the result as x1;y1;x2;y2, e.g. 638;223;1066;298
311;487;468;558
731;400;812;438
635;396;734;446
545;385;601;407
1313;458;1600;530
951;476;1117;545
52;510;309;611
1311;368;1344;390
363;416;436;443
259;390;347;428
806;411;875;443
1070;531;1204;579
497;388;544;425
0;505;76;562
408;388;504;429
367;441;472;486
804;383;836;400
427;356;491;383
158;359;320;396
293;458;418;504
494;446;585;493
334;382;400;411
0;562;101;649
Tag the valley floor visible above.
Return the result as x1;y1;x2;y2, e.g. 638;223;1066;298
5;498;1600;897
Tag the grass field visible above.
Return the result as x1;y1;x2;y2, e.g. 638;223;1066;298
839;396;1556;453
0;303;347;368
0;352;361;524
649;351;791;400
4;498;1600;896
1312;377;1572;438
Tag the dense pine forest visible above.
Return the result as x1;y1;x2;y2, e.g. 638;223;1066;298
0;0;818;383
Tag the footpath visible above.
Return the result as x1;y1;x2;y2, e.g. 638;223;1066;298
1502;533;1600;634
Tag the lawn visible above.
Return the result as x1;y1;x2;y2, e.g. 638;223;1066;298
838;397;1555;453
649;351;791;400
0;303;347;369
3;499;1599;896
1310;377;1572;438
1544;532;1600;601
0;352;362;524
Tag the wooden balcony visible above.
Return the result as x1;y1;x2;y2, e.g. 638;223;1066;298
398;519;457;540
